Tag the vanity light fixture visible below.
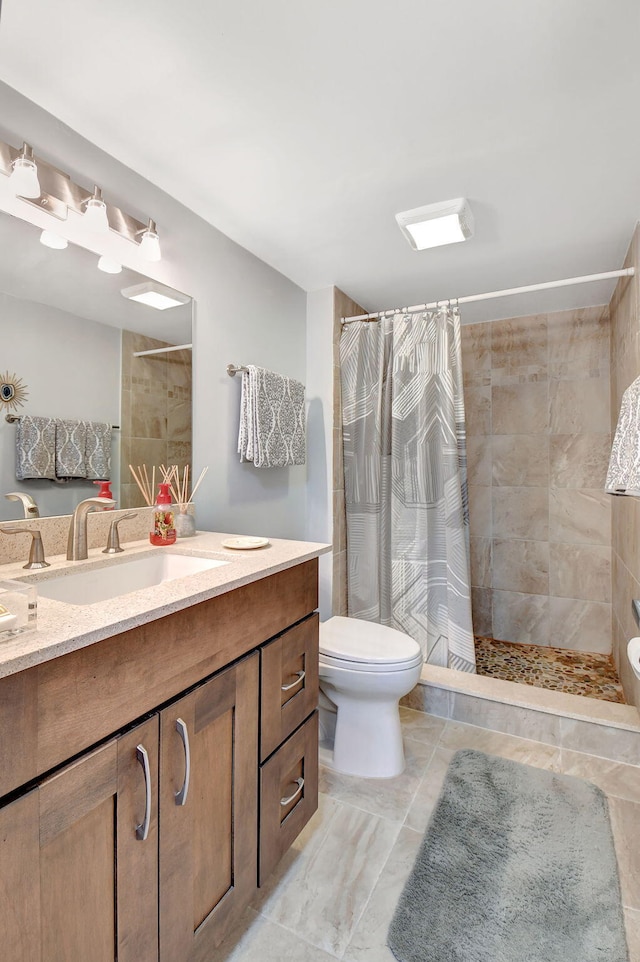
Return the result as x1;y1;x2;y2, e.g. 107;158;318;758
138;219;162;262
97;256;122;274
82;186;110;233
395;198;474;251
40;230;68;250
121;281;190;311
8;143;41;199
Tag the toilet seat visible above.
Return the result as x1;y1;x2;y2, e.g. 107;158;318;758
319;616;422;671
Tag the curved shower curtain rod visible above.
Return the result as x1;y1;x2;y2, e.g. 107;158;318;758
341;267;635;323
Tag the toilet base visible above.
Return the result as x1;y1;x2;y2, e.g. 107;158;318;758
319;694;406;779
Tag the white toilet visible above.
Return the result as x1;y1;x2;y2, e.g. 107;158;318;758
318;616;423;779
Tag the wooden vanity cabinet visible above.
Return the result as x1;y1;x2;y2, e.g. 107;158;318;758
0;558;320;962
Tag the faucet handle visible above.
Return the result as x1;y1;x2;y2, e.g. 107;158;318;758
103;513;138;554
0;527;50;569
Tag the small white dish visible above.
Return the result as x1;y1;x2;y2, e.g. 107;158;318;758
221;536;270;550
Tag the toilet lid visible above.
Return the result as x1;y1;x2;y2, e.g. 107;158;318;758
319;616;422;666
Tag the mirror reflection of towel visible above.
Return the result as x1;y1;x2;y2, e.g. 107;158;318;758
55;419;87;479
15;415;56;480
606;375;640;496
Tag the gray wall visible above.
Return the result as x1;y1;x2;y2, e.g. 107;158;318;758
0;292;120;520
0;81;308;539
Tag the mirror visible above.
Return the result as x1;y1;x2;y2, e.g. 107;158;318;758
0;209;192;521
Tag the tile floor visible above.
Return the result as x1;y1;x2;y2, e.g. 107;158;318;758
475;634;626;703
212;708;640;961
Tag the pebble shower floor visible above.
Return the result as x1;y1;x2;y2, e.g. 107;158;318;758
474;635;626;704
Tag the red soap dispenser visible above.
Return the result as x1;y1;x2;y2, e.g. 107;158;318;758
150;482;176;546
94;480;114;506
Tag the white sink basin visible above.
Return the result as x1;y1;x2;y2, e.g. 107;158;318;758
36;553;229;606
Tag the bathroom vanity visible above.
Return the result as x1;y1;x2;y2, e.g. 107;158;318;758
0;532;327;961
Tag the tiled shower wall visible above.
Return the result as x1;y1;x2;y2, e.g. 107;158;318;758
609;223;640;707
462;307;612;653
120;330;192;509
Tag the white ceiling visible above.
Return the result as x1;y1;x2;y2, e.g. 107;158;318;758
0;0;639;323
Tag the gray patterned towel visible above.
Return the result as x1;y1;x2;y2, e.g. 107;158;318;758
85;422;112;480
238;365;306;468
55;419;88;478
15;415;57;480
606;374;640;495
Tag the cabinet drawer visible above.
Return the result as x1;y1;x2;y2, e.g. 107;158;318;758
259;711;318;886
260;613;319;762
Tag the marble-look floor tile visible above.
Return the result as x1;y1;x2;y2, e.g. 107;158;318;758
398;707;447;744
625;908;640;962
560;717;640;766
438;720;561;769
404;747;455;833
211;908;338;962
559;749;640;804
254;798;401;957
318;736;437;823
449;693;562;745
609;796;640;911
342;826;423;962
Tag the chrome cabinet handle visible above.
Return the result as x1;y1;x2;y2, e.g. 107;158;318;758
135;744;152;841
175;717;191;807
280;776;304;807
281;669;305;692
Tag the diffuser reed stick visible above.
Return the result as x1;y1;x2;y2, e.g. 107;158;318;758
129;464;155;506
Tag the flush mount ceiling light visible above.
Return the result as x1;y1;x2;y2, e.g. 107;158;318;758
138;219;161;262
121;281;190;311
40;230;68;250
395;198;474;251
8;142;41;199
83;186;110;233
97;256;122;274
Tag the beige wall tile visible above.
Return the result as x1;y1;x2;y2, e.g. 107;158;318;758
448;694;562;744
461;322;491;386
470;536;492;588
463;385;491;435
548;378;611;434
560;720;640;766
466;435;492;485
549;488;611;545
492;434;549;487
548;597;612;653
471;586;493;636
468;484;492;538
492;589;550;645
492;538;549;594
492;382;548;435
549;543;611;603
490;314;547;384
492;486;548;541
549;434;612;488
548;306;610;381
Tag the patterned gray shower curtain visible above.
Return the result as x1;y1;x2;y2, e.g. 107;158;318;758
339;308;476;672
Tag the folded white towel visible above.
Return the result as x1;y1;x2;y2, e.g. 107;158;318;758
15;415;57;480
238;365;306;468
606;375;640;495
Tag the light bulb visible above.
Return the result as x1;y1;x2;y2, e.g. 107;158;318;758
83;187;109;233
139;219;161;262
9;144;40;198
98;256;122;274
40;230;68;250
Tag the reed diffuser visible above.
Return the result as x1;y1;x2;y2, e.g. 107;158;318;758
160;464;209;538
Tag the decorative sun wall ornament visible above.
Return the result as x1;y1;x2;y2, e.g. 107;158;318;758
0;372;29;413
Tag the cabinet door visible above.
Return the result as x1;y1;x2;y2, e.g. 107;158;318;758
159;652;259;961
37;715;159;962
0;789;40;962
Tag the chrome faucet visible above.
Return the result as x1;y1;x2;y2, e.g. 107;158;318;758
5;492;40;518
67;496;116;561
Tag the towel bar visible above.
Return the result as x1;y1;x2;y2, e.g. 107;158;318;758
5;414;120;429
227;364;249;377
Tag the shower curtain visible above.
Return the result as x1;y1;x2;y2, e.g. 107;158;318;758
340;307;475;672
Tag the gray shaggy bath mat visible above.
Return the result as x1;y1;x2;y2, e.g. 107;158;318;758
388;749;629;962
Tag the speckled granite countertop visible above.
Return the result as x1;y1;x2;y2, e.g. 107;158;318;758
0;531;330;680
